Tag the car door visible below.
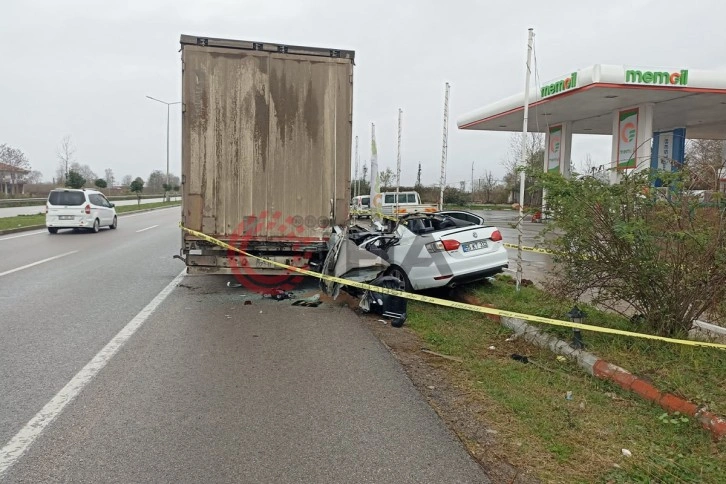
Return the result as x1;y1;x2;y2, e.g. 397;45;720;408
89;194;110;225
98;194;115;224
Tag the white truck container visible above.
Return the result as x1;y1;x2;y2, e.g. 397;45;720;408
179;35;354;276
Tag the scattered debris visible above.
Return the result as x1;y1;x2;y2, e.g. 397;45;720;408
421;349;464;363
359;275;407;328
292;294;322;307
579;401;586;410
566;391;573;400
244;301;252;306
377;319;388;325
505;335;518;342
264;289;294;301
488;345;496;350
621;449;632;458
511;354;529;364
227;281;243;288
556;355;567;362
427;385;436;390
485;429;499;435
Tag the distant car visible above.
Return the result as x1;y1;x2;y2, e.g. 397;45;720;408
351;195;371;218
356;210;508;291
45;189;117;234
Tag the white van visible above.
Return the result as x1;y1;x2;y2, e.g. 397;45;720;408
351;195;371;217
46;188;118;234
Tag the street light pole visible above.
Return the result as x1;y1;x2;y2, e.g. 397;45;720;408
146;95;181;200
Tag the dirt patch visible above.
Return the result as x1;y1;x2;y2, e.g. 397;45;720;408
328;290;539;483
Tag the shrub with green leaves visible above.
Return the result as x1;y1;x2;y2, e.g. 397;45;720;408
533;167;726;337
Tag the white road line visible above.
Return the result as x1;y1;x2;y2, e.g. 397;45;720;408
135;224;159;233
120;206;180;219
0;269;186;479
0;230;46;242
0;251;78;277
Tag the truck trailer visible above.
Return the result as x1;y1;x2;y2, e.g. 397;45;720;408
179;35;354;278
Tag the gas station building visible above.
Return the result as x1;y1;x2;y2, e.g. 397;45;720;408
457;64;726;188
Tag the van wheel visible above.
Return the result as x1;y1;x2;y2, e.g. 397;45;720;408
48;227;58;234
110;216;117;229
91;219;100;233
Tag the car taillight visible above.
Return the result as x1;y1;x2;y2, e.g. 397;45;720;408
45;204;48;214
490;230;502;242
427;239;461;252
442;239;460;251
84;204;91;215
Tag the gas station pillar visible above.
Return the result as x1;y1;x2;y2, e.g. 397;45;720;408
544;122;573;177
610;103;654;183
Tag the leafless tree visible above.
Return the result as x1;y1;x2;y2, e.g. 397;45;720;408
121;174;133;186
104;168;115;188
685;139;725;190
56;136;76;185
480;170;497;203
22;170;44;184
0;144;31;192
379;167;394;188
68;162;96;187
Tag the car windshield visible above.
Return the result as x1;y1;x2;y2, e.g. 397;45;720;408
48;191;85;206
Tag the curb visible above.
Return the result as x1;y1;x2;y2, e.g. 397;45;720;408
459;293;726;441
0;205;181;236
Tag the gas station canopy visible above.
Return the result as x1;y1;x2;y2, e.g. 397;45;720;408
457;64;726;139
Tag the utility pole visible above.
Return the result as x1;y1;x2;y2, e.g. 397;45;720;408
517;28;535;292
354;135;359;198
416;162;422;187
396;108;403;215
439;82;450;210
471;161;475;203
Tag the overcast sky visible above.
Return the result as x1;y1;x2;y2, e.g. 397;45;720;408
1;0;724;188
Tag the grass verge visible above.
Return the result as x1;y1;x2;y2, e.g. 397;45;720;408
405;278;725;482
0;202;180;231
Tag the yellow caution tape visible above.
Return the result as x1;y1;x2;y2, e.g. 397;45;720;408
180;224;726;350
503;243;553;255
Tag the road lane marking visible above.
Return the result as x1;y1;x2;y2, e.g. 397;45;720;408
0;230;46;242
136;224;159;233
0;268;186;479
0;251;78;277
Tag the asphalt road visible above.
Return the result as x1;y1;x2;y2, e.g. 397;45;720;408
472;209;553;286
0;208;489;483
0;197;169;218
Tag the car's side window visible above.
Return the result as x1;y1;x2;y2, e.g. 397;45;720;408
89;194;100;206
406;193;416;203
384;195;395;204
99;195;111;208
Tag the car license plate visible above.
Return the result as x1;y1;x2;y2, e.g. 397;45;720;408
59;215;74;220
462;240;487;252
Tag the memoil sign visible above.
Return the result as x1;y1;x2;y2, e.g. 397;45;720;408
625;69;689;86
540;72;578;98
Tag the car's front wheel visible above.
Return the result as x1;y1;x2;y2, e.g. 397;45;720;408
386;265;412;292
91;219;100;233
110;216;117;229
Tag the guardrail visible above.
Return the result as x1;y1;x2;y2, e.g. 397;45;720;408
0;194;170;207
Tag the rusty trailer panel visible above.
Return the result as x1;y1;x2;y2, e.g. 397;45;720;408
180;35;353;250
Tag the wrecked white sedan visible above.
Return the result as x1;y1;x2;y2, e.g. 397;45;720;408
327;211;509;292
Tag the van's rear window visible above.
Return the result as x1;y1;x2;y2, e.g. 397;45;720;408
48;191;85;206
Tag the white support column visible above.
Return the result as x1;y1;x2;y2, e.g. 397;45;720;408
543;122;573;176
610;103;654;183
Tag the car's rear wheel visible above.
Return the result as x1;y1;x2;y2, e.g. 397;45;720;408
386;265;412;292
48;227;58;234
110;216;117;229
91;219;100;233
